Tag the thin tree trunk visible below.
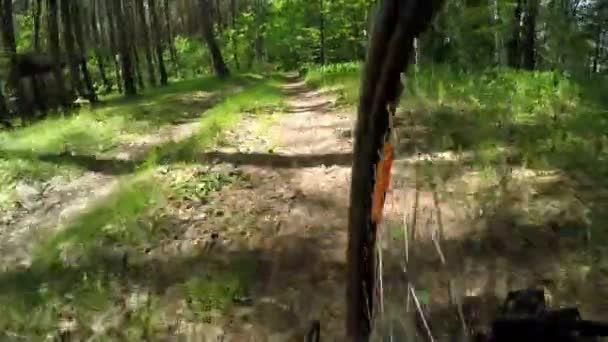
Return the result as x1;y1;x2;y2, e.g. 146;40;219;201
215;0;222;32
47;0;68;105
91;0;111;93
522;0;538;70
136;0;156;86
106;0;123;93
60;0;84;97
113;0;136;96
230;0;239;70
491;0;501;66
319;0;325;64
133;46;145;90
72;1;97;102
33;0;42;51
254;0;265;62
1;0;17;54
126;0;144;90
2;0;34;116
149;0;168;86
507;0;524;68
201;0;230;77
164;0;179;67
0;78;10;128
592;26;602;73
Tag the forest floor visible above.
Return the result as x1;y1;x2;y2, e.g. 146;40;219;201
0;71;607;341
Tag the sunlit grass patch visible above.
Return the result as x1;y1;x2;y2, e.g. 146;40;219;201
304;62;361;104
0;74;284;339
150;76;284;164
0;76;255;210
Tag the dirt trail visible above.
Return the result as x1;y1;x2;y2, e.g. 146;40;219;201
193;77;354;341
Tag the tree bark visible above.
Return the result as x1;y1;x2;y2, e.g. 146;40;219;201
230;0;240;70
106;0;123;93
163;0;179;67
33;0;42;51
60;0;84;97
135;0;156;86
592;25;602;73
201;0;230;78
0;0;17;54
113;0;136;96
522;0;539;70
215;0;223;32
71;1;97;102
149;0;168;86
507;0;524;68
2;0;35;116
319;0;325;64
126;0;145;90
0;77;10;127
91;0;111;93
47;0;68;105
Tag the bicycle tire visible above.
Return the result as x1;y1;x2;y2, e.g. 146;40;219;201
346;1;443;341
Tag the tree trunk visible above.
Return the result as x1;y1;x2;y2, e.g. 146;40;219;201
47;0;68;105
592;26;602;73
215;0;222;32
113;0;136;96
319;0;325;64
106;0;123;93
163;0;179;67
135;0;156;86
126;0;144;90
521;0;538;70
33;0;42;51
0;78;10;128
491;0;501;66
91;0;111;93
201;0;230;78
254;0;265;62
0;0;17;54
3;0;35;116
149;0;168;86
133;46;145;90
507;0;524;68
60;0;84;98
230;0;239;70
72;1;97;102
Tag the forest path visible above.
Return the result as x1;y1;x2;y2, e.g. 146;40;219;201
198;75;355;340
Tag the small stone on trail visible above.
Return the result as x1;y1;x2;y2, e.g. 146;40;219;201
15;181;42;211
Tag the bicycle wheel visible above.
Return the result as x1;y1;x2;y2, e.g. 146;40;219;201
346;1;443;340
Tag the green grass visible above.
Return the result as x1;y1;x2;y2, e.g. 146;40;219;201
0;75;285;339
306;62;608;320
304;62;361;105
0;75;256;210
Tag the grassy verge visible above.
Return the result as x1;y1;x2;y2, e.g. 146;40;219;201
0;76;252;210
0;76;285;339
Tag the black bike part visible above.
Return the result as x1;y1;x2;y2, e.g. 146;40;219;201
346;0;443;340
306;320;321;342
